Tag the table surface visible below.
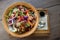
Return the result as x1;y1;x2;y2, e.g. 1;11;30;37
0;0;60;40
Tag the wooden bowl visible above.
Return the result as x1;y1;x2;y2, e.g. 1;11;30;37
2;2;39;38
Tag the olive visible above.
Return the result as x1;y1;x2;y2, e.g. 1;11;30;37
40;11;45;17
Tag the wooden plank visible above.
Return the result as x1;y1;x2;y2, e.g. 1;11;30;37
48;5;60;29
47;5;60;39
40;0;60;8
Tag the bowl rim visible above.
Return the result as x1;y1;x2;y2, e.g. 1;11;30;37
2;2;39;38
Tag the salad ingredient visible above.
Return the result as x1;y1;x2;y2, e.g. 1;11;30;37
6;5;36;34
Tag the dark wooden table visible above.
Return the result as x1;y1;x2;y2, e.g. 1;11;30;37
0;0;60;40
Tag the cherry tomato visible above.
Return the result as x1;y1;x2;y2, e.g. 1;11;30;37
20;16;24;21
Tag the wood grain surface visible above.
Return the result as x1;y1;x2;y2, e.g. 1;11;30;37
0;0;60;40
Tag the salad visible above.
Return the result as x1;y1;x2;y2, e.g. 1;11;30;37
5;5;36;34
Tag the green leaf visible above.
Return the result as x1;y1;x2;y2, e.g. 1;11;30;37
20;11;25;16
16;11;18;17
26;23;30;27
9;9;13;16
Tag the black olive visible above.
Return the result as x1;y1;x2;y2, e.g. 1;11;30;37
14;17;17;20
40;11;45;17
